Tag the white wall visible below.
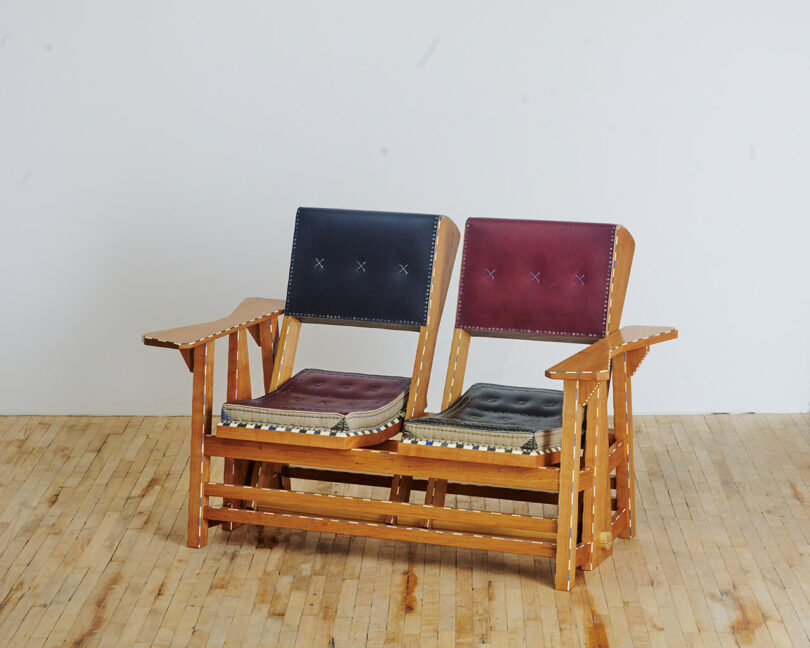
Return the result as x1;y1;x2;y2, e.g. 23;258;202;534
2;1;808;415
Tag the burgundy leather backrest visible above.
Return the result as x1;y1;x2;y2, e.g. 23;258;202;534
455;218;619;342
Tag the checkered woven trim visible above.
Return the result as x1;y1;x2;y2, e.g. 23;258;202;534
220;414;403;438
399;436;560;456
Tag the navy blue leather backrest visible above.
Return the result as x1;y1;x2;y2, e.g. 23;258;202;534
284;208;441;330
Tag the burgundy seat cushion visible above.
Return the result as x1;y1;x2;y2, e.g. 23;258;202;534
221;369;410;433
456;218;617;341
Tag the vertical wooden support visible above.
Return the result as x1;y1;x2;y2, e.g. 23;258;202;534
581;384;597;570
258;319;277;394
270;316;301;391
441;329;471;410
272;315;280;355
224;329;254;524
226;329;252;399
405;217;460;419
421;478;448;528
387;474;414;524
605;225;635;335
252;462;289;512
393;218;459;511
180;348;194;372
612;352;635;538
585;381;612;568
555;380;584;591
189;341;214;548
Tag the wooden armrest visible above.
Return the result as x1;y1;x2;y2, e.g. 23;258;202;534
142;297;285;350
605;325;677;356
545;339;611;381
545;325;677;381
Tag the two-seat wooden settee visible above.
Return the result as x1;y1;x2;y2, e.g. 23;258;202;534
143;207;676;590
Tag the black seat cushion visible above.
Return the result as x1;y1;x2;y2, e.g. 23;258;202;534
403;383;574;454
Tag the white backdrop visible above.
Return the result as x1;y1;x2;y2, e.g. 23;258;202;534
2;2;809;415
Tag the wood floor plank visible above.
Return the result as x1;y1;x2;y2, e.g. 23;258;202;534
1;414;809;647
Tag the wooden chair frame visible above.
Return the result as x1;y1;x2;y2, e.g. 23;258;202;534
389;225;677;589
143;221;676;592
143;216;462;548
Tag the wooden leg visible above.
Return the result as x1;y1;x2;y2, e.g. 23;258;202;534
431;480;447;526
612;353;635;538
254;462;288;512
555;380;584;591
224;329;254;527
189;341;214;548
388;474;414;523
581;387;597;570
591;381;612;566
421;478;448;528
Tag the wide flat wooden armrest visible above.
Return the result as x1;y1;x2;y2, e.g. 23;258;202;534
142;297;285;350
545;325;678;381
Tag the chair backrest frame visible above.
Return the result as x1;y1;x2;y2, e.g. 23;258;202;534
441;218;634;409
270;208;460;419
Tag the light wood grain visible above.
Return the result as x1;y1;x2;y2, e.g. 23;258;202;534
188;342;214;548
142;297;284;349
440;328;471;410
12;414;805;644
268;316;301;391
405;216;461;419
605;225;635;334
545;325;678;381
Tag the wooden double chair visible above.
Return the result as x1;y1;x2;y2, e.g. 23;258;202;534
143;207;676;591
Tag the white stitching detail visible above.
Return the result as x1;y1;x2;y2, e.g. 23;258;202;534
447;332;464;407
144;311;283;347
606;226;618;333
547;329;676;376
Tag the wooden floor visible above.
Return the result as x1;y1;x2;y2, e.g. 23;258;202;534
0;414;808;647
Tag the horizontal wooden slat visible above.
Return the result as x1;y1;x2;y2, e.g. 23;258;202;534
284;468;565;504
202;506;558;557
204;436;562;490
397;440;559;467
285;467;395;488
205;483;557;536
